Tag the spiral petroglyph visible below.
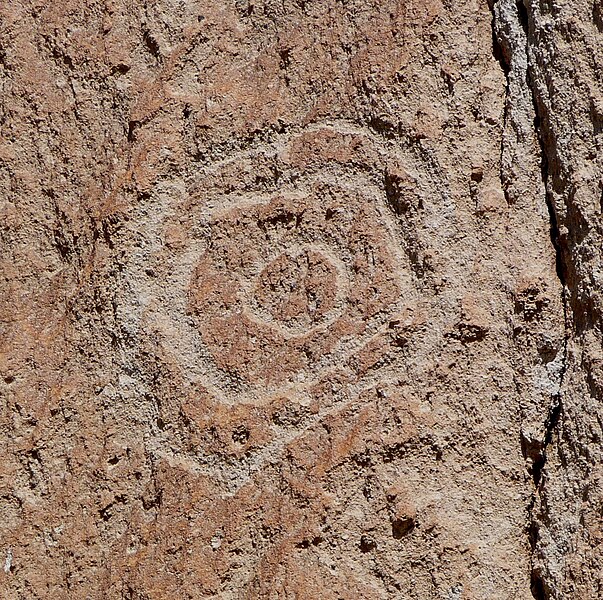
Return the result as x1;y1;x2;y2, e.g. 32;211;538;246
127;126;448;489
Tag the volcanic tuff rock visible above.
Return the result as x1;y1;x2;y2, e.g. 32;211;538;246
0;0;600;598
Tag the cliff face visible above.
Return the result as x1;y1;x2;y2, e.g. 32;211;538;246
0;0;599;598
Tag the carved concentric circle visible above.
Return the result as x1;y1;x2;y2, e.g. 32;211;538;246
188;185;410;388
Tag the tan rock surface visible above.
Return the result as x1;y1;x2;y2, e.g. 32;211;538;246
0;0;597;598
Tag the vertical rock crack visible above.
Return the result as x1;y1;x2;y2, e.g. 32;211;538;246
491;1;570;597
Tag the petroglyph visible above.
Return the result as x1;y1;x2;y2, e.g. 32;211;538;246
129;125;446;414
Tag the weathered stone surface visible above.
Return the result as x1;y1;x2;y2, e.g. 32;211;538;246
0;0;599;598
494;1;603;597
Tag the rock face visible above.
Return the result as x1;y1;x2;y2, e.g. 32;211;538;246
496;1;603;597
0;0;600;598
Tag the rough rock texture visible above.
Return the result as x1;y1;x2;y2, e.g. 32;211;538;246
0;0;599;598
495;0;603;597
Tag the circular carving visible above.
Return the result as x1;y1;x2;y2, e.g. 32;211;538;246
188;185;409;389
252;248;341;332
